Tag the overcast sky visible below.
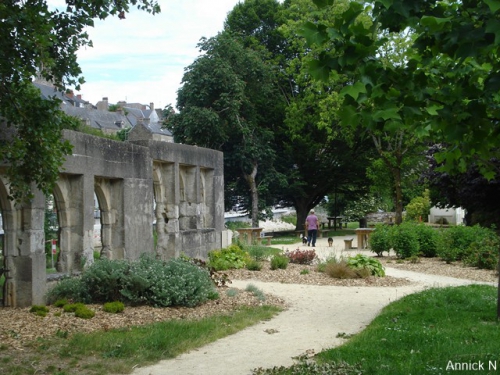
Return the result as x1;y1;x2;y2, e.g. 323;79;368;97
62;0;244;110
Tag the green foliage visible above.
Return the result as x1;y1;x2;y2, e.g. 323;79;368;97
74;305;95;319
285;248;317;265
103;301;125;314
80;258;130;303
391;222;420;259
436;225;484;263
0;1;160;202
29;305;49;317
270;254;289;270
346;254;385;277
53;298;68;308
246;259;263;271
342;195;381;222
225;221;251;231
405;189;431;222
46;276;91;304
63;302;86;313
245;284;266;302
251;360;362;375
369;224;393;256
413;223;439;258
280;214;297;226
48;255;217;308
208;244;250;271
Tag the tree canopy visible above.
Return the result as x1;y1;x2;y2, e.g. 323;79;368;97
0;0;160;201
301;0;500;179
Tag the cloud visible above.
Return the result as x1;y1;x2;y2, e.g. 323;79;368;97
72;0;243;109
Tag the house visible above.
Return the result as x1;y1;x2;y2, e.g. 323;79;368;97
33;81;173;141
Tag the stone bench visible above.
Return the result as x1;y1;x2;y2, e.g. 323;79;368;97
257;235;273;246
344;237;354;250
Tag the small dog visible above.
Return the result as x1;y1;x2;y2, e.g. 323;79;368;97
302;236;308;245
328;237;333;247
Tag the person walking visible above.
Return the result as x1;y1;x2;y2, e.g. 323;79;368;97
305;209;319;247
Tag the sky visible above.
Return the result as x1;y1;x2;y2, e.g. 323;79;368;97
52;0;244;110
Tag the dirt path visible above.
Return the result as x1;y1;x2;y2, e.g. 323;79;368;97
132;261;493;375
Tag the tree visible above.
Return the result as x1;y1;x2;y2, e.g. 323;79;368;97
0;0;160;202
302;0;500;179
168;33;284;227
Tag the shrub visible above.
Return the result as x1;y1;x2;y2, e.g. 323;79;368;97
462;229;500;270
53;298;69;308
270;254;289;270
391;222;420;259
245;284;266;301
103;301;125;314
80;258;130;303
247;245;268;261
63;302;87;313
413;224;439;257
46;276;90;304
30;305;49;317
346;254;385;277
208;244;250;271
325;260;358;279
404;190;431;222
369;224;392;256
285;249;317;265
74;305;95;319
246;259;262;271
436;225;487;263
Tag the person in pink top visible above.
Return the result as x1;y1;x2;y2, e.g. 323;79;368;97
305;209;319;247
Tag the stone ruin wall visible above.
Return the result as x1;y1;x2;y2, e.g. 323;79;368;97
0;130;225;307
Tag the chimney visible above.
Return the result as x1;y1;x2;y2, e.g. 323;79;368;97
96;97;109;111
66;90;74;98
77;94;82;100
150;102;154;111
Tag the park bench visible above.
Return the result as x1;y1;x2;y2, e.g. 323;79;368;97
257;235;273;246
344;238;354;250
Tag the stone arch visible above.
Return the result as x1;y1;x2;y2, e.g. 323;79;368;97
94;177;125;260
52;174;86;272
152;162;177;259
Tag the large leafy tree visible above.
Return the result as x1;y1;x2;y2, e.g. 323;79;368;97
0;0;160;201
168;33;284;227
302;0;500;179
225;0;377;229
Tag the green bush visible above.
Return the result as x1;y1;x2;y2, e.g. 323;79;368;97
369;224;393;256
346;254;385;277
436;225;486;263
30;305;49;317
46;276;90;304
63;302;86;313
245;259;262;271
121;256;216;308
208;244;250;271
53;298;69;308
103;301;125;313
49;255;217;308
462;228;500;270
391;222;420;259
404;189;431;222
413;223;439;257
270;254;289;270
80;258;130;303
74;305;95;319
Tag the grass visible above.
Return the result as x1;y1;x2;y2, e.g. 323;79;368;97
314;285;500;374
0;305;281;375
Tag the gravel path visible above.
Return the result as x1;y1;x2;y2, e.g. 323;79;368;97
132;236;497;375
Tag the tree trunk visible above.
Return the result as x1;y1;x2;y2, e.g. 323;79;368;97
392;166;404;225
244;163;259;229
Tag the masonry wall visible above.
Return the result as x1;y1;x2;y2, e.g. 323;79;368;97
0;130;224;307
